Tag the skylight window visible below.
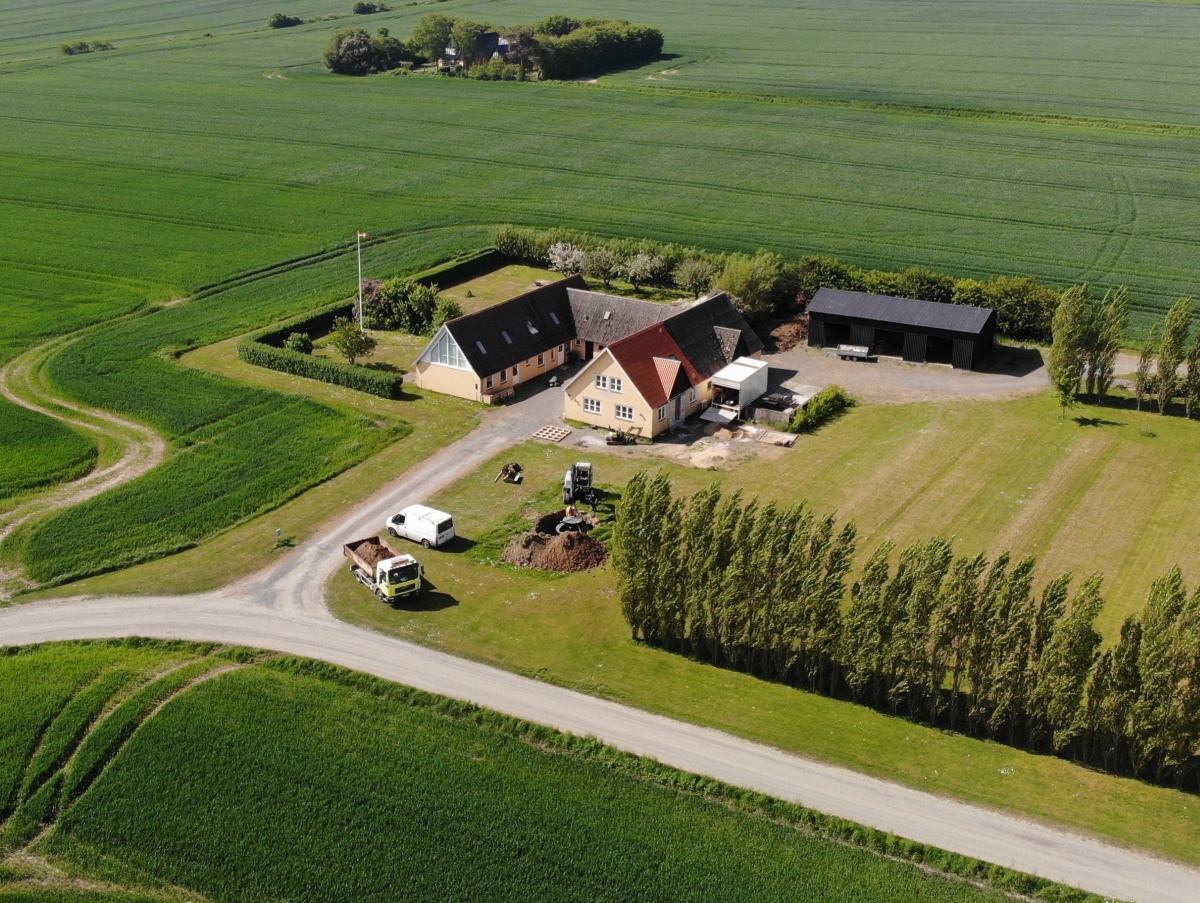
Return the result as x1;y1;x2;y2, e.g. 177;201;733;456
549;312;560;325
526;320;539;335
476;340;487;354
501;330;513;344
603;311;612;320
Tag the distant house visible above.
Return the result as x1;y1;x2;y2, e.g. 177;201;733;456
411;276;764;438
442;32;510;67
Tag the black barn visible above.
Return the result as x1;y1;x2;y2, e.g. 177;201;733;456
807;287;996;371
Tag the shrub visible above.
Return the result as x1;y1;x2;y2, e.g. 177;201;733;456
365;277;440;333
352;1;387;13
284;332;313;354
431;297;463;333
673;258;717;298
468;58;524;81
532;20;664;79
327;317;377;364
324;27;412;75
59;40;95;55
268;13;304;28
583;247;622;288
715;251;786;320
787;385;853;433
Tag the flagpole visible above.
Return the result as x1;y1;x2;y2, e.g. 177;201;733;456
356;231;364;330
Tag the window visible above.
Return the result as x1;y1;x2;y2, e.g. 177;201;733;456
476;340;487;355
583;397;602;415
432;331;467;368
501;330;513;345
549;311;560;326
612;377;623;393
657;404;667;422
512;362;519;380
615;404;634;422
526;320;539;335
499;368;507;384
485;375;494;390
688;387;697;403
537;353;545;367
595;375;623;393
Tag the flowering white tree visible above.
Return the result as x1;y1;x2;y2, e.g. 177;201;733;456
548;242;586;274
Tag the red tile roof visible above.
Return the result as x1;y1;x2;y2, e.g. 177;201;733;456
607;325;703;408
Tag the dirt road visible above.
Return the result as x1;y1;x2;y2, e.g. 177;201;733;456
3;381;1199;902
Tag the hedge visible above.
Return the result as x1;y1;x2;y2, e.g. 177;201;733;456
237;301;404;399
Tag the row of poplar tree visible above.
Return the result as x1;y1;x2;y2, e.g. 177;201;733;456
612;473;1200;789
1049;285;1200;417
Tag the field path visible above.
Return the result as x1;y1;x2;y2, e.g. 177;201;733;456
0;331;166;594
1;382;1198;902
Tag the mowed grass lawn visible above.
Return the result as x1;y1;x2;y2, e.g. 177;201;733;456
1;643;1009;903
330;391;1200;865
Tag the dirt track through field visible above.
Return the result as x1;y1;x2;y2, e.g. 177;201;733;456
0;333;166;595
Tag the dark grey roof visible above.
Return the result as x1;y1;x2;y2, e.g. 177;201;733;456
445;275;583;375
567;289;676;347
663;292;765;378
808;287;993;335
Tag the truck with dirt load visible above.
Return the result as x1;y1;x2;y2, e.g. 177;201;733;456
343;536;423;601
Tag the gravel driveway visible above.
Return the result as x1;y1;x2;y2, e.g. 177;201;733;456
767;343;1048;405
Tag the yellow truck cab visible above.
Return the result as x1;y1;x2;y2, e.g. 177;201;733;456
343;536;424;601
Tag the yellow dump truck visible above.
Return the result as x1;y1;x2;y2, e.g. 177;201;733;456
343;536;423;601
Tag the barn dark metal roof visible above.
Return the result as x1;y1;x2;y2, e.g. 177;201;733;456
567;289;676;347
808;287;994;335
444;275;582;375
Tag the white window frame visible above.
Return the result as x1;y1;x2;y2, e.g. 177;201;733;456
512;362;519;380
657;404;667;422
537;352;545;367
485;375;494;390
431;331;468;369
615;404;634;422
499;368;507;384
688;387;697;403
595;374;623;393
583;397;602;415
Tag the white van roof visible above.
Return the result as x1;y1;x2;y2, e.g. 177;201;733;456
401;504;452;523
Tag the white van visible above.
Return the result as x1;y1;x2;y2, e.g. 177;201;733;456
385;505;456;549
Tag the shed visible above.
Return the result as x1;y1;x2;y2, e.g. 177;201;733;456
807;287;995;370
702;357;769;423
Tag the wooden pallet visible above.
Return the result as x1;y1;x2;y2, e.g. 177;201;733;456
532;425;572;443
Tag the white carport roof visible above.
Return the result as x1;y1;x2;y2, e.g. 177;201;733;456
711;357;767;386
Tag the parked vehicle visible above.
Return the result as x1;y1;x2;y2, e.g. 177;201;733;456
343;536;423;601
562;462;595;506
385;505;456;549
835;344;873;361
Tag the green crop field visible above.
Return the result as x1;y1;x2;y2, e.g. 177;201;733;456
0;408;95;502
1;0;1199;533
0;642;1023;903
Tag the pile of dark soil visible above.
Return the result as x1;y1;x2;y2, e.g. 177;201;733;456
770;315;809;352
501;531;608;573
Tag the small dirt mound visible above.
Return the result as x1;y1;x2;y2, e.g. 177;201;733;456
501;531;607;573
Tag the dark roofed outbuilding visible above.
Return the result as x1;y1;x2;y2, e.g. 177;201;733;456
807;287;995;371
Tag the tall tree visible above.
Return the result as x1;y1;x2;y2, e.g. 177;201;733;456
1183;333;1200;419
410;13;456;62
450;19;487;69
1135;324;1158;412
1156;297;1193;414
1086;287;1127;401
1048;285;1087;417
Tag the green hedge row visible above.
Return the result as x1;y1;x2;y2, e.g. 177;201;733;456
237;300;404;399
234;248;501;398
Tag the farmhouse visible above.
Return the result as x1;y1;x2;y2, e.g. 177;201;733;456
442;32;511;67
412;276;763;437
807;287;996;371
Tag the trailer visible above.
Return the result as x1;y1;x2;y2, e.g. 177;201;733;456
702;357;770;424
835;344;873;361
343;536;423;601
